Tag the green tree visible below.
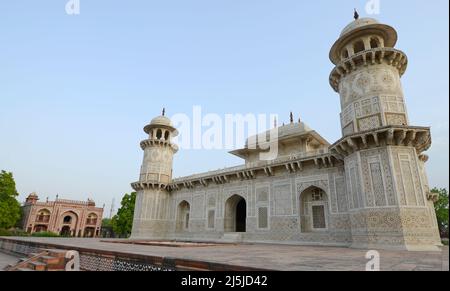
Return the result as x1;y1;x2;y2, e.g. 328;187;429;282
102;218;112;228
0;171;21;229
111;192;136;238
432;188;449;238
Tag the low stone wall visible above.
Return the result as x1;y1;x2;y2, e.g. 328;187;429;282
0;237;265;271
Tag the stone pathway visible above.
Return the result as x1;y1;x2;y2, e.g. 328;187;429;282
0;251;20;271
1;237;448;271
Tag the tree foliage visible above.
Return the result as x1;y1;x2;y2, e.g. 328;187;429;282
102;218;112;227
432;188;449;238
111;192;136;238
0;170;21;229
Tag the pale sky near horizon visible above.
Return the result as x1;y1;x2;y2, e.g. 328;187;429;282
0;1;448;216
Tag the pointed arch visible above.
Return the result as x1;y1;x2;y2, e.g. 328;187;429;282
156;129;163;140
59;211;79;237
36;209;51;223
224;194;247;232
370;36;381;49
353;39;365;54
86;213;98;226
299;186;329;233
176;200;190;232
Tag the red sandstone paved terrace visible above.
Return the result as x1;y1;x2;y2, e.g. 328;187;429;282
2;237;448;271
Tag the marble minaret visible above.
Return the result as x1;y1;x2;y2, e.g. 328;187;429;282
130;110;178;239
329;17;441;250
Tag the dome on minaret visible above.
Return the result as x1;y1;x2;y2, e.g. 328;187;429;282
27;192;38;198
150;115;173;127
25;192;39;204
330;17;398;65
143;114;178;136
340;18;380;36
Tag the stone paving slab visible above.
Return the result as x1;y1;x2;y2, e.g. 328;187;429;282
1;237;448;271
0;251;20;271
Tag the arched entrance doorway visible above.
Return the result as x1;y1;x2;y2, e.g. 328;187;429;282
84;227;96;238
176;201;190;232
35;209;51;223
224;195;246;232
33;225;48;233
299;186;329;233
60;226;71;236
86;213;98;226
60;211;78;237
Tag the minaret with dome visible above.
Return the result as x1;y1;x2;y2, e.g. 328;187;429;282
329;16;441;250
130;109;179;238
329;17;409;135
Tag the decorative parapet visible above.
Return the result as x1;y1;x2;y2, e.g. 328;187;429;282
329;125;431;158
32;202;54;207
131;182;169;191
55;199;92;206
329;47;407;92
30;201;103;211
140;139;179;152
36;199;93;207
167;151;342;192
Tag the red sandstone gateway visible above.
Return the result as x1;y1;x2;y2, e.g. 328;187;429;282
21;193;104;237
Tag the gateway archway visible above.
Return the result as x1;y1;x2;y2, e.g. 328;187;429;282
224;195;246;232
60;225;71;236
60;211;78;237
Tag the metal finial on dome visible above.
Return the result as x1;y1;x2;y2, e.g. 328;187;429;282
354;9;359;20
162;108;166;116
290;112;294;123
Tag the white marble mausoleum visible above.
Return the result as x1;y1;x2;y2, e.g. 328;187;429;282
130;17;442;251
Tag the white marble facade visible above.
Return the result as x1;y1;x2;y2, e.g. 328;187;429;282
130;18;442;251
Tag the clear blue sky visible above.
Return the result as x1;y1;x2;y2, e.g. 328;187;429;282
0;1;448;216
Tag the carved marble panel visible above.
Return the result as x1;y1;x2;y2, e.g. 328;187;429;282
191;195;205;219
381;95;406;113
345;155;363;210
401;158;418;205
256;187;269;203
258;207;269;229
328;173;338;214
391;147;425;207
341;104;355;127
207;209;215;229
357;114;381;131
385;113;407;126
273;184;292;216
207;195;216;208
369;162;387;207
343;122;355;136
335;177;348;213
360;149;396;207
349;166;361;208
339;65;402;109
